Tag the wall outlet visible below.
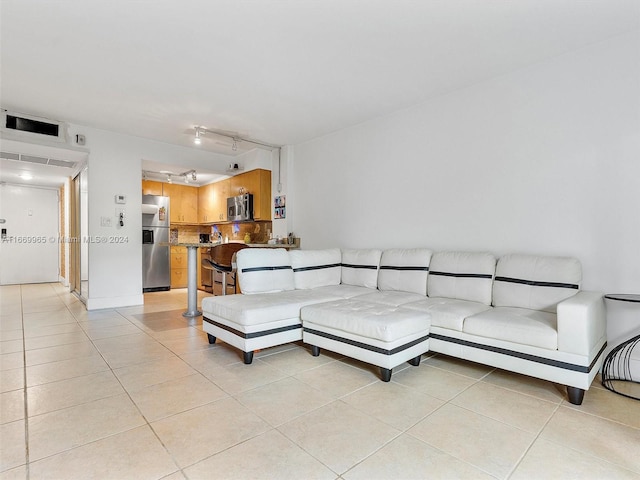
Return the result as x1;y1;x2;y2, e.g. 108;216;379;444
100;216;112;227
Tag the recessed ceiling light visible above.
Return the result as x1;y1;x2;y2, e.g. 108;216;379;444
19;173;33;180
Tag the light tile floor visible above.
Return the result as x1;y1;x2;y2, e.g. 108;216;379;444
1;283;639;479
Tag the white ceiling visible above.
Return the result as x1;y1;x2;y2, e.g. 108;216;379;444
1;0;638;184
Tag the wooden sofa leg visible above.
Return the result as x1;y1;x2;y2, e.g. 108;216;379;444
207;334;216;344
311;345;321;357
408;355;421;366
380;368;392;382
567;386;585;405
243;351;254;364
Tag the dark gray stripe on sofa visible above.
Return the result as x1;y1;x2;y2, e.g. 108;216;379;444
241;265;293;273
431;333;606;373
429;271;492;279
380;266;429;271
341;263;379;270
293;263;342;272
204;317;301;339
304;327;430;355
494;276;579;289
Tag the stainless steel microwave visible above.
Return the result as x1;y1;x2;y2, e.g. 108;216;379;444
227;194;254;221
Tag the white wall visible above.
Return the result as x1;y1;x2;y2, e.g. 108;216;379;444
293;30;640;297
271;145;294;240
69;125;234;309
0;185;59;284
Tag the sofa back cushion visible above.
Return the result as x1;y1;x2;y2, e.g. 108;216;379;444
378;248;432;295
341;249;382;289
290;248;342;289
427;252;496;305
236;248;295;294
493;254;581;313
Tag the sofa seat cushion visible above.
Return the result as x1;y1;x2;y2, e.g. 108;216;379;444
357;290;427;307
202;289;341;326
301;299;430;342
312;284;376;299
403;297;491;331
463;307;558;350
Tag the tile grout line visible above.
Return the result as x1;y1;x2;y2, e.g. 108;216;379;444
19;284;31;480
503;401;562;479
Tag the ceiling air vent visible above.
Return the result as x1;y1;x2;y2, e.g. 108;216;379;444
0;151;77;169
1;110;67;143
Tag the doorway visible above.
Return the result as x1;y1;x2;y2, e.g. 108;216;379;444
0;184;60;284
69;167;89;299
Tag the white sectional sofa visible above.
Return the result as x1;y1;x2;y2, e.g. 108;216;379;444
201;247;607;405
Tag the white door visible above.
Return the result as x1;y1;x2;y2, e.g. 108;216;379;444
0;184;59;284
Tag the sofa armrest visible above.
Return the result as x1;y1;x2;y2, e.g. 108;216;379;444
557;291;606;356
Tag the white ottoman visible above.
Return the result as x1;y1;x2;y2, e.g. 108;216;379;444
301;299;431;381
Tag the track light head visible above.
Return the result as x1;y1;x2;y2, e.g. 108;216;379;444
194;127;202;145
232;138;238;151
192;171;197;181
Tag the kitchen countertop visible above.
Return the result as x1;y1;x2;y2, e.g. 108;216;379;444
165;242;299;249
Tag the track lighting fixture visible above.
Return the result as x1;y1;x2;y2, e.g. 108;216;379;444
143;169;197;184
190;126;280;152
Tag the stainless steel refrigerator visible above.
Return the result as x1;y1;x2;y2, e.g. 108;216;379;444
142;195;170;292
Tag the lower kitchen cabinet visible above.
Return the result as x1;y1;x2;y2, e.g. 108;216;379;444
170;246;187;288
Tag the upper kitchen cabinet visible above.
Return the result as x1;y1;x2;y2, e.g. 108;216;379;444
198;183;214;223
211;179;229;222
229;169;271;220
164;183;198;224
142;180;163;196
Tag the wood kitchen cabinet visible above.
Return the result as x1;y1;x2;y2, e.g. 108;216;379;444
198;183;215;223
142;180;163;195
229;169;271;220
164;183;198;224
170;246;200;288
211;178;229;222
170;246;187;288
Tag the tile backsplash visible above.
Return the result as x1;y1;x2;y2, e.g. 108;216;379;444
170;221;272;244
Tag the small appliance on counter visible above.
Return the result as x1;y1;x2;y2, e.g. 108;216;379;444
199;233;210;243
227;193;253;221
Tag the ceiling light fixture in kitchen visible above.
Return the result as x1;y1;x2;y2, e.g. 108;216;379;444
191;126;280;152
